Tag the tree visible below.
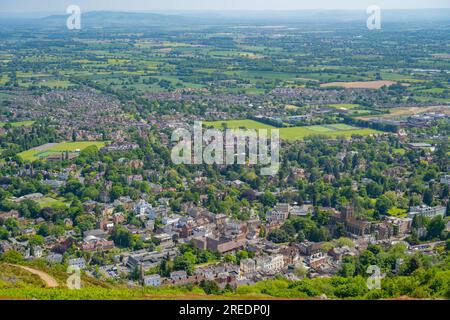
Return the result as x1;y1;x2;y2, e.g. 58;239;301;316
110;185;124;200
173;255;193;275
366;181;383;198
401;255;422;276
200;280;221;295
260;192;277;207
281;223;296;237
37;224;50;237
18;200;41;219
82;187;100;201
223;253;237;264
240;189;256;202
294;265;307;278
0;250;24;264
426;216;445;240
0;226;9;240
159;255;173;277
111;226;134;248
375;196;392;216
75;214;96;233
296;230;306;242
28;235;44;246
339;258;356;277
268;229;289;243
423;189;433;206
236;250;249;265
308;226;330;242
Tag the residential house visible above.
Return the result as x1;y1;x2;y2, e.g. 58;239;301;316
46;253;63;264
240;258;256;274
68;258;87;270
440;175;450;186
291;205;313;217
170;271;188;281
143;274;161;287
306;252;329;270
256;254;285;274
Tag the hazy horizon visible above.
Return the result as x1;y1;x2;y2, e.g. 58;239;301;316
1;0;449;14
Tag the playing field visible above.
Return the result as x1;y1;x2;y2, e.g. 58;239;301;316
34;197;68;209
204;120;274;130
326;104;361;110
320;80;396;89
203;120;382;141
18;141;107;162
0;120;35;127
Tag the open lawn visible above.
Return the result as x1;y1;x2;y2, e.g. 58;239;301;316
34;197;68;209
0;120;35;127
18;141;107;162
388;207;408;218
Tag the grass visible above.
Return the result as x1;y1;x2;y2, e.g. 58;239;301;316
0;121;35;128
34;197;68;209
204;120;382;141
393;148;406;155
18;141;107;162
204;120;274;130
285;105;301;110
326;103;361;110
279;126;380;141
388;207;408;218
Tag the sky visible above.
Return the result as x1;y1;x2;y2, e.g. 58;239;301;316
1;0;449;13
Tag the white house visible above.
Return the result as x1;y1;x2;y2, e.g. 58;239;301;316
256;254;285;274
143;274;161;287
134;199;153;217
68;257;87;270
408;205;446;219
440;175;450;186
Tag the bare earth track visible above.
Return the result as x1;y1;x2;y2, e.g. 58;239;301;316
8;264;59;288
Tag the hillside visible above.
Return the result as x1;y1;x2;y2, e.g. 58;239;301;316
41;11;202;28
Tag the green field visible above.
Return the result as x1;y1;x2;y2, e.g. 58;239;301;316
204;120;382;141
34;197;68;209
18;141;107;162
326;103;361;110
204;119;274;130
387;207;408;218
0;120;35;127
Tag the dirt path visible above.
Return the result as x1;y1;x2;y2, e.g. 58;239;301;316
9;264;59;288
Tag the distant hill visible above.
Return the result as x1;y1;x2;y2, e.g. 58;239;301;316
1;9;449;29
41;11;203;28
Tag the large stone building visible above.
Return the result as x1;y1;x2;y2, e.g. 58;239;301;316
329;206;371;237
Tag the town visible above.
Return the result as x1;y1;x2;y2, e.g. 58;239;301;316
0;8;449;300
